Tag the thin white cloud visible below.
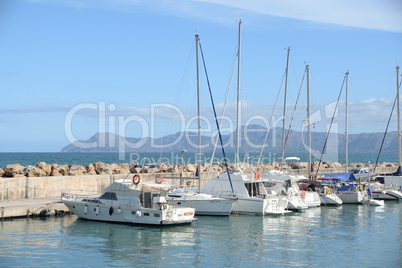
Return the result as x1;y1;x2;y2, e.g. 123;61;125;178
197;0;402;32
28;0;402;32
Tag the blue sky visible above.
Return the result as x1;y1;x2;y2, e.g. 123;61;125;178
0;0;401;152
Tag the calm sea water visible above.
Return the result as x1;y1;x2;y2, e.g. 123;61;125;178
0;203;401;267
0;152;397;168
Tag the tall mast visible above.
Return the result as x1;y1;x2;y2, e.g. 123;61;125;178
397;66;401;167
345;71;349;172
306;65;311;179
195;34;201;192
280;47;291;170
235;20;242;172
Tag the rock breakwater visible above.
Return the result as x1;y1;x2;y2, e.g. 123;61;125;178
0;161;399;178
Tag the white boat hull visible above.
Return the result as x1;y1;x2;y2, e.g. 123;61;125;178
319;193;343;206
366;199;385;206
371;189;402;200
63;200;196;225
232;197;291;215
166;197;234;216
337;191;365;204
303;192;321;207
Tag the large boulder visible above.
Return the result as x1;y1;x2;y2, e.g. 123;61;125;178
85;163;97;175
67;165;86;176
36;162;52;176
3;164;25;177
186;164;197;173
94;162;111;175
27;167;47;177
50;164;62;176
110;163;130;174
0;168;4;177
23;165;35;176
57;164;69;176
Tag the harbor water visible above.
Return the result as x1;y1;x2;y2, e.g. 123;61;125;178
1;202;401;267
0;152;397;168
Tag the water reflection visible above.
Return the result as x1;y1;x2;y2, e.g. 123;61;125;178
0;203;401;267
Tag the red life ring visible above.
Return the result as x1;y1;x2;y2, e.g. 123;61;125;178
301;190;306;200
254;172;261;179
132;174;141;185
155;174;164;184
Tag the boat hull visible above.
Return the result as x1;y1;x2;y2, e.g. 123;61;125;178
304;192;321;207
371;189;402;200
232;197;291;215
337;191;365;204
63;200;196;226
166;198;234;216
319;194;343;206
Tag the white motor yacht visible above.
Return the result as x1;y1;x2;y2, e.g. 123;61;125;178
62;179;197;226
201;172;291;215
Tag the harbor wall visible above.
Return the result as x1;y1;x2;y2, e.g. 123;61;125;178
0;166;397;201
0;172;216;201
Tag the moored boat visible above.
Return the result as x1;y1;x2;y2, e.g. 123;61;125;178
201;172;291;215
370;182;402;200
61;179;197;226
317;177;343;206
336;183;368;204
165;186;234;216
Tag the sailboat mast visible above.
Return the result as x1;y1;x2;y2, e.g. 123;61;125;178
235;20;242;172
345;71;349;172
306;65;311;179
195;34;201;191
397;66;401;167
280;47;291;170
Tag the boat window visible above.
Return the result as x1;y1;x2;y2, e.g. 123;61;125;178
245;182;260;197
144;213;150;216
99;192;117;200
375;177;385;184
82;199;100;203
154;214;160;217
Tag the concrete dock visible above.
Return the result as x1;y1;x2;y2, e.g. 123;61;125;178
0;198;69;219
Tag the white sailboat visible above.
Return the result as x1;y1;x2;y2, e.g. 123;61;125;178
264;63;320;209
200;20;290;215
165;34;234;216
316;177;343;206
338;71;368;204
373;66;402;198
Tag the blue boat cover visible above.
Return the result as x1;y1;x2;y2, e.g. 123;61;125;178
323;172;356;181
337;183;358;192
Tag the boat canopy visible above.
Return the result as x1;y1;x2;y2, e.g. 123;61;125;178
337;183;359;191
285;157;300;162
317;177;341;181
323;172;356;181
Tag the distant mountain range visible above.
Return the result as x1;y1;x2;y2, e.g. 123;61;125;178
60;125;398;154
